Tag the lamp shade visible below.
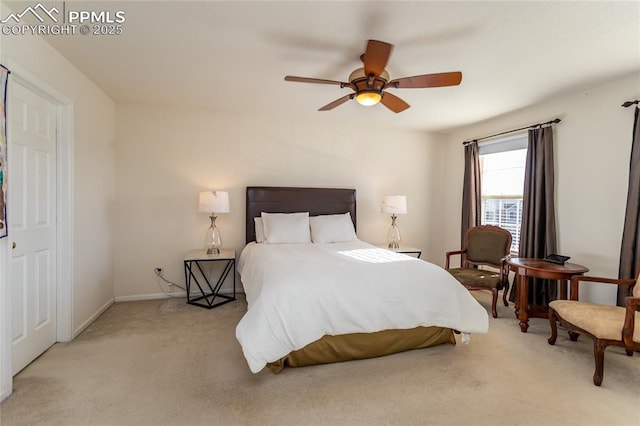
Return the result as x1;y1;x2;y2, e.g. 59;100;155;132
198;190;230;213
381;195;407;214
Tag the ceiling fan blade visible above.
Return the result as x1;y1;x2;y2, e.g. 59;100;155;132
380;92;410;113
363;40;393;77
285;76;348;86
388;71;463;89
319;94;355;111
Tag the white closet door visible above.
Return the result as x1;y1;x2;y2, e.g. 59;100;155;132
9;81;58;375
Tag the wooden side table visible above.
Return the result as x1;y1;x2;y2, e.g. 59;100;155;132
184;249;236;309
376;244;422;258
507;257;588;332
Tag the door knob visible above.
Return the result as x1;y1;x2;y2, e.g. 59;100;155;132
12;241;16;249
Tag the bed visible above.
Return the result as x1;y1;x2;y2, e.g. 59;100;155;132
235;186;489;373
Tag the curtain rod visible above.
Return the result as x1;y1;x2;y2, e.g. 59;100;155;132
622;100;639;107
462;118;561;146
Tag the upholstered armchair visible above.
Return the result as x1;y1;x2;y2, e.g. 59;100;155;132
548;273;639;386
445;225;512;318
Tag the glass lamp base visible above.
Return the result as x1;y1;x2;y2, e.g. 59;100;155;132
205;215;222;255
386;214;401;249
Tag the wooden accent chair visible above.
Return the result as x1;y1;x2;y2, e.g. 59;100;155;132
548;271;639;386
445;225;512;318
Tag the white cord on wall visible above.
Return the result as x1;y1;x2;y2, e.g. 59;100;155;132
154;268;186;298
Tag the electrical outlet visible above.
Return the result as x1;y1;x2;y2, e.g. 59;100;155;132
154;267;163;276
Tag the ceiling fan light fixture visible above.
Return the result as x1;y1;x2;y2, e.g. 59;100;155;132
283;39;462;113
356;91;382;106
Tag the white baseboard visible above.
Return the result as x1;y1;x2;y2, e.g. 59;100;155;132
73;297;115;338
114;288;244;303
114;291;186;302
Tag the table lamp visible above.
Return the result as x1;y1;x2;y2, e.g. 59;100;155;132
198;190;230;254
381;195;407;249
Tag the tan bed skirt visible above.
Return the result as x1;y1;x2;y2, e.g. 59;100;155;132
267;326;456;373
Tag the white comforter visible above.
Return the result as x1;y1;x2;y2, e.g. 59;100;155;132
235;240;489;373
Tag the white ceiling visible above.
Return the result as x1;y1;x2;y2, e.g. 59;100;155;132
32;1;640;132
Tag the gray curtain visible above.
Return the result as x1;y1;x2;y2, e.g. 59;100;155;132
511;126;558;305
461;141;481;247
618;106;640;305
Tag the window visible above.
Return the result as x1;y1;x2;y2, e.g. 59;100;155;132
479;134;527;253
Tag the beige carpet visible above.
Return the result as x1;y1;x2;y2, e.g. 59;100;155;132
1;293;638;426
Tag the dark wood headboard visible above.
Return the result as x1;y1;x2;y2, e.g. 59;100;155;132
245;186;357;244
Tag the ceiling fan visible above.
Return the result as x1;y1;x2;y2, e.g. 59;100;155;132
284;39;462;113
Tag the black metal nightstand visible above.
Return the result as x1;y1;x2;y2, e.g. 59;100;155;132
183;249;236;309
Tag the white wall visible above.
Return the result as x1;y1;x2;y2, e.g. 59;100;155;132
442;72;640;304
114;103;445;299
0;12;116;399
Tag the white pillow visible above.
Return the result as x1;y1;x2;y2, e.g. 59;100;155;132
309;213;357;243
254;217;266;243
261;212;311;244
